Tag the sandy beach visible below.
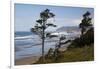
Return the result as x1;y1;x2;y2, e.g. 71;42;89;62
15;56;40;65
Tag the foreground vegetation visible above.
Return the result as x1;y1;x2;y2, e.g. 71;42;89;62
34;44;94;64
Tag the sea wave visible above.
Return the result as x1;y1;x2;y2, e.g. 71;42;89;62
15;35;38;40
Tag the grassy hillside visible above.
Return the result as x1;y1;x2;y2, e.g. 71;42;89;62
35;44;94;64
56;44;94;63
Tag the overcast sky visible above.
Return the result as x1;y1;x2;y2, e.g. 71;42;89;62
15;3;94;31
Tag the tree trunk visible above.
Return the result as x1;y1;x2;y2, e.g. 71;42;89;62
42;21;45;63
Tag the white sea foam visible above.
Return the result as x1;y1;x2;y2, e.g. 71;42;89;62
15;35;39;40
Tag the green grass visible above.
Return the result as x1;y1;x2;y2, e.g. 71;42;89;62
58;44;94;62
35;44;94;64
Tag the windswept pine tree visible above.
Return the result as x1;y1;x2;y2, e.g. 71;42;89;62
31;9;57;63
79;11;92;35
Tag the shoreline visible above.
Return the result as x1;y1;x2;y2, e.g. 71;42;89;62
15;41;72;65
15;56;40;65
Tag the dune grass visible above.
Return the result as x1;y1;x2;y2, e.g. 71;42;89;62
35;44;94;64
57;44;94;62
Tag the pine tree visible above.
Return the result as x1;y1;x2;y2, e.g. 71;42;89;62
31;9;56;63
79;11;92;35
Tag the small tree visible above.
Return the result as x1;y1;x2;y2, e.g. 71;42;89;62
31;9;56;63
53;35;66;61
79;11;92;35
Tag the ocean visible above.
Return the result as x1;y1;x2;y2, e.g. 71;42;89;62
15;29;81;60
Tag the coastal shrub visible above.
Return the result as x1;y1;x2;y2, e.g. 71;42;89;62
68;27;94;48
45;48;54;59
